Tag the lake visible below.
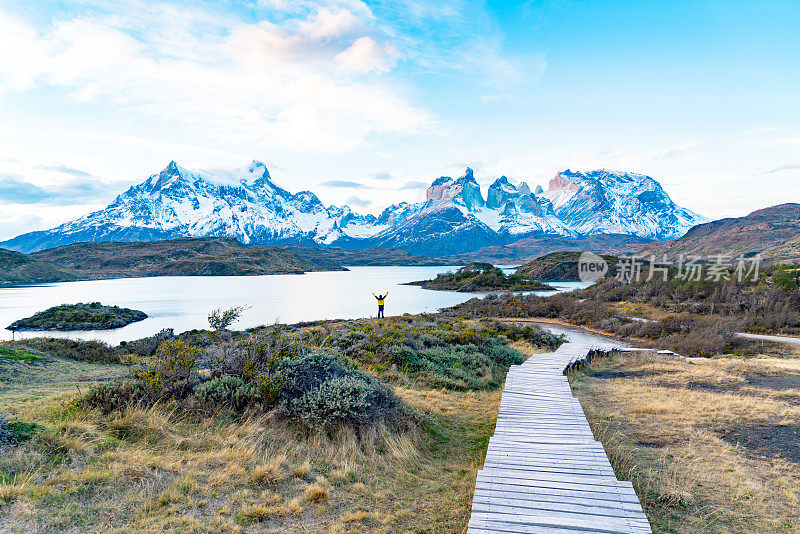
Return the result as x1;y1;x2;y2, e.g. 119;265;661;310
0;266;591;344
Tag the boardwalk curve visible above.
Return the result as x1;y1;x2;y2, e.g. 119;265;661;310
467;340;652;533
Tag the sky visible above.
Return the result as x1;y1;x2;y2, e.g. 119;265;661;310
0;0;799;240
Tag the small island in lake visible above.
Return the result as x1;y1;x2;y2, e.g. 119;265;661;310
7;302;148;331
515;251;622;281
407;262;556;292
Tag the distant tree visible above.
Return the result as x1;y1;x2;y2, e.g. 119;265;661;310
208;305;249;332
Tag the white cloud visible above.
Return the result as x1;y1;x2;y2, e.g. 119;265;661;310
345;194;371;207
0;4;430;152
766;163;800;174
0;9;49;92
597;148;625;158
299;8;362;40
655;138;699;158
336;37;399;73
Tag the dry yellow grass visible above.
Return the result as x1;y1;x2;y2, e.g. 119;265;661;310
250;454;285;486
571;351;800;533
303;477;329;503
0;380;502;533
291;459;310;478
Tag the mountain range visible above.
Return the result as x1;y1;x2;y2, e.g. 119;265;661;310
1;161;707;256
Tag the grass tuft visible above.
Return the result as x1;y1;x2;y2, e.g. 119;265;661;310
303;477;329;503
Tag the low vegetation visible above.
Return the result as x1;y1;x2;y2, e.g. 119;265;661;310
0;414;13;448
0;346;45;362
84;336;412;434
4;337;125;363
408;262;555;292
446;265;800;357
0;310;560;531
7;302;147;331
570;351;800;533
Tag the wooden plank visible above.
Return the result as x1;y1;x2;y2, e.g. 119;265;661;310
466;341;652;534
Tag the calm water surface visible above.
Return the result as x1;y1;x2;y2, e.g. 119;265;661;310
0;266;591;344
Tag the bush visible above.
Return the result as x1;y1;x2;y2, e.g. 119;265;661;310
83;332;410;433
280;352;405;432
208;305;248;332
391;341;525;390
82;380;147;413
134;340;200;399
194;375;255;411
121;328;174;357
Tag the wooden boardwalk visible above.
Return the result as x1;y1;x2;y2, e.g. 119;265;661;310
467;341;652;534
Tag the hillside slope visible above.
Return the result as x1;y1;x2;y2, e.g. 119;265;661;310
31;237;337;277
439;233;650;264
638;204;800;261
0;248;82;285
515;251;622;281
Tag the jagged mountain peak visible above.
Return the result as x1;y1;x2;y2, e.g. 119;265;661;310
426;168;485;212
458;167;476;183
490;175;515;188
142;161;199;194
487;176;520;209
548;171;580;192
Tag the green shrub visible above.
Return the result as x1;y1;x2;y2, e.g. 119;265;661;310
0;346;45;361
391;341;525;390
82;380;147;413
8;421;45;442
280;352;405;432
83;328;413;432
773;265;800;291
134;340;200;399
194;375;255;411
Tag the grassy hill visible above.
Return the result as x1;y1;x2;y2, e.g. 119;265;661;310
638;203;800;262
762;233;800;264
31;237;342;278
0;248;82;286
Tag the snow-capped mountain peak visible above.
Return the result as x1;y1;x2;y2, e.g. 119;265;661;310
425;168;485;212
0;162;707;255
540;169;707;240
